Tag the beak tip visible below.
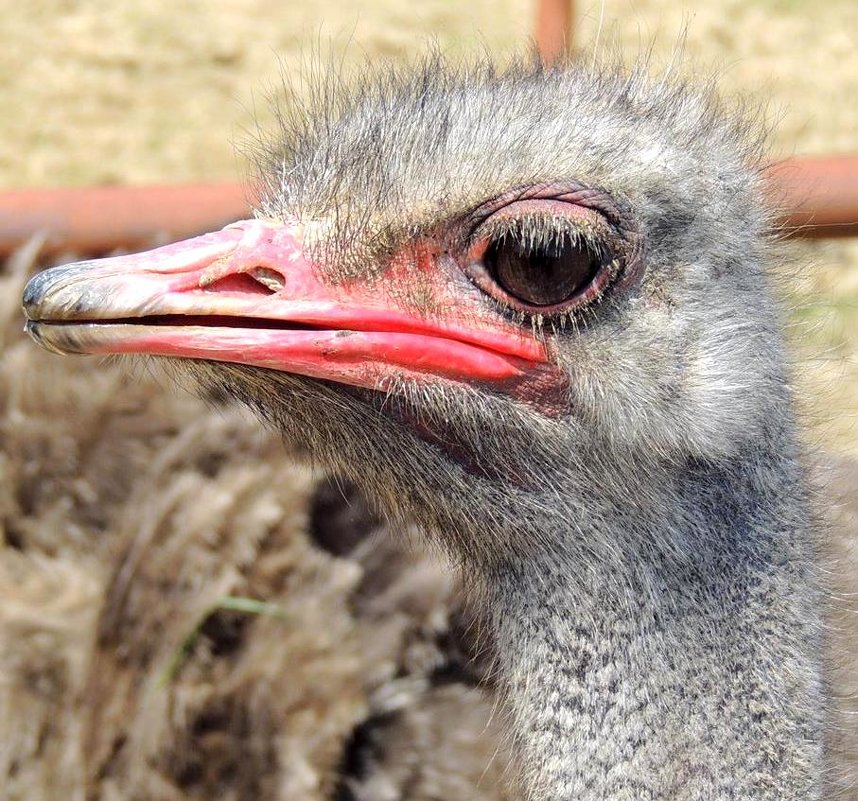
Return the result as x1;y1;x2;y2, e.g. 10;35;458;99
22;272;47;319
24;320;51;351
22;260;106;323
22;262;79;319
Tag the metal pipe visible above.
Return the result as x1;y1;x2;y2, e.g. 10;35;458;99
767;155;858;238
535;0;575;63
0;183;250;257
0;155;856;258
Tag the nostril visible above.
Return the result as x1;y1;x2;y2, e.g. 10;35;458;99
251;266;286;292
201;269;283;296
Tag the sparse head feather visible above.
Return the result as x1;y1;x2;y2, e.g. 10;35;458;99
253;53;770;281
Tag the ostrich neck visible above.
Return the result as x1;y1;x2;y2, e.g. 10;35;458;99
484;459;824;801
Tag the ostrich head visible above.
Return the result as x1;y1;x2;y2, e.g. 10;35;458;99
22;59;780;564
22;58;821;798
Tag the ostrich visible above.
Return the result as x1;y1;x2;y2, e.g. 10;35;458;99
22;58;824;799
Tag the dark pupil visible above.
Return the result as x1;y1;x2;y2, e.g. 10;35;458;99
485;234;600;306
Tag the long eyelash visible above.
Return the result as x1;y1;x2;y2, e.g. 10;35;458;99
477;213;607;262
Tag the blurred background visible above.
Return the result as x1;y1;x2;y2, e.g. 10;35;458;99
0;2;856;800
2;0;857;183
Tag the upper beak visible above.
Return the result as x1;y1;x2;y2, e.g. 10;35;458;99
22;218;551;395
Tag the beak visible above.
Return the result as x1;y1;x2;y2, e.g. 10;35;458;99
22;218;552;395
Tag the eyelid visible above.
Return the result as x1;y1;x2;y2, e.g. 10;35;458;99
463;180;625;229
469;198;610;245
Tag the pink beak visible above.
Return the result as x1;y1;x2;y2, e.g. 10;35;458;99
23;219;553;396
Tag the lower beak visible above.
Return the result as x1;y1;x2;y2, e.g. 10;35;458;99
22;219;551;394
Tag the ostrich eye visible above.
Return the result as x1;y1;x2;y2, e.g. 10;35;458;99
462;192;632;317
485;232;601;307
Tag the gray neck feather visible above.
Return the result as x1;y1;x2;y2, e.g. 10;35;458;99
484;446;823;800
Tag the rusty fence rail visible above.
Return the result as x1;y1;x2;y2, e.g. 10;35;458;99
535;0;576;65
766;155;858;239
0;155;855;259
0;183;250;258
